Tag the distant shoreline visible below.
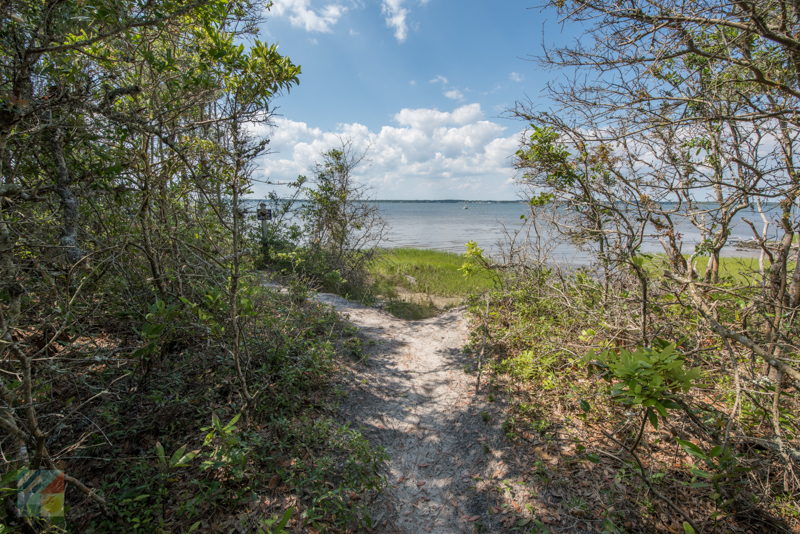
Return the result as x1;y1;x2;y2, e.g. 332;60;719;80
246;198;789;208
369;199;525;203
245;198;527;203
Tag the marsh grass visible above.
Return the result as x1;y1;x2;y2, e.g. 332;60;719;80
644;254;794;284
368;248;496;319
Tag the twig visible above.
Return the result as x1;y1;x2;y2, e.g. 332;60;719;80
64;474;107;508
599;429;701;533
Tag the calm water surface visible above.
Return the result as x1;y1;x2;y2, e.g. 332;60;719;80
250;200;779;265
374;201;774;264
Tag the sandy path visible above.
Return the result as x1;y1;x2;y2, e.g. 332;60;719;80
315;293;509;534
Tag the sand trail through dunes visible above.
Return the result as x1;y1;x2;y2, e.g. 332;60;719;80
315;293;512;534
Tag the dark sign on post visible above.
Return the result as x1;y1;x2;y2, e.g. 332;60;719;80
256;202;272;221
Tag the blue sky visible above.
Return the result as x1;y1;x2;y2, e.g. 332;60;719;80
253;0;573;200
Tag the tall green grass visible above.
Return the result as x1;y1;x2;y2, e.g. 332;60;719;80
370;247;497;297
645;253;792;284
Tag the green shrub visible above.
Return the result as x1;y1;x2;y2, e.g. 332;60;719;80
589;343;701;429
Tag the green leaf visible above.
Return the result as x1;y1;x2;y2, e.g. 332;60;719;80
689;467;714;479
647;409;659;429
224;413;241;431
662;399;681;410
276;507;293;529
170;445;199;468
155;441;166;466
169;445;187;467
677;439;706;459
0;468;21;491
141;322;165;338
683;521;696;534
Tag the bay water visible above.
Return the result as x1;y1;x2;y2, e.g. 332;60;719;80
249;199;779;265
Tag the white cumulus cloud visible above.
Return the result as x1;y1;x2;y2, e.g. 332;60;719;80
394;103;483;130
271;0;347;33
444;89;465;101
382;0;409;42
253;104;522;199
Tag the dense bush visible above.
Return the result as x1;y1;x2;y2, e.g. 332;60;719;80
0;2;383;532
477;1;800;529
470;261;799;532
260;145;385;300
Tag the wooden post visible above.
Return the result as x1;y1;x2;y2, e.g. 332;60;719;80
256;202;272;242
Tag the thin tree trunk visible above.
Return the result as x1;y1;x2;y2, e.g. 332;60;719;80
50;124;85;264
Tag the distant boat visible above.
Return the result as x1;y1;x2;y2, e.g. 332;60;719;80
463;204;469;210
